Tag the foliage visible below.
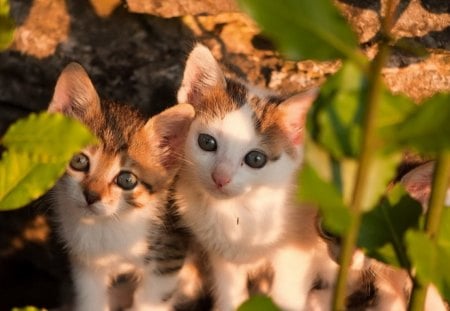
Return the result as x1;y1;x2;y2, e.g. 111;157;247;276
238;0;364;64
11;307;44;311
0;0;14;50
238;296;279;311
239;0;450;310
0;112;96;210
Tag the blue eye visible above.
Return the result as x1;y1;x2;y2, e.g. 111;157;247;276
69;153;89;172
244;150;267;169
198;133;217;152
116;171;138;190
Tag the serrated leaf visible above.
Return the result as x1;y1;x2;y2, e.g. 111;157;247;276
386;93;450;153
0;112;96;210
2;112;96;158
359;185;422;267
238;0;362;62
0;151;66;210
0;0;15;50
298;163;351;236
238;295;280;311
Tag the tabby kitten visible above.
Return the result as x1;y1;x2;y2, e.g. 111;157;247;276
48;63;194;311
175;44;338;310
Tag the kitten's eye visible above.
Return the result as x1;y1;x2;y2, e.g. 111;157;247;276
116;171;138;190
244;150;267;169
198;133;217;152
69;153;89;172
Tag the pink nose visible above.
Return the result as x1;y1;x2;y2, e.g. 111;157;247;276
212;171;231;188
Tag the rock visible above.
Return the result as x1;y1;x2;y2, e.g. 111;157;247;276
126;0;238;18
11;0;69;59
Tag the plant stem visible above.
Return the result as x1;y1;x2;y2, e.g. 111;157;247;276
408;152;450;311
332;42;390;311
332;1;397;308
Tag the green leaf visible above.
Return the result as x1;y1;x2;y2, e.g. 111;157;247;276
238;0;362;62
437;208;450;248
303;134;401;212
309;62;416;159
298;163;351;236
358;185;422;267
311;62;364;159
11;307;42;311
238;295;280;311
0;112;96;210
406;230;450;301
386;93;450;153
0;0;15;50
2;112;96;159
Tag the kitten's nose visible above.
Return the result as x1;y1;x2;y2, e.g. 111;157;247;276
212;171;231;188
83;189;101;205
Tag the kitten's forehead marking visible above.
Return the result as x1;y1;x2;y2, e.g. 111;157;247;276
219;104;256;142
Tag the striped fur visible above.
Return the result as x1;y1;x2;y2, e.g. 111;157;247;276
48;63;194;311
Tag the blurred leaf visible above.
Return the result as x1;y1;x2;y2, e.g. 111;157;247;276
359;184;422;267
309;62;415;159
11;307;43;311
359;151;402;211
298;163;351;236
311;62;364;158
238;295;280;311
0;112;96;211
303;135;401;212
238;0;362;62
2;112;96;159
385;93;450;153
437;208;450;247
0;0;15;50
406;230;450;301
393;38;429;58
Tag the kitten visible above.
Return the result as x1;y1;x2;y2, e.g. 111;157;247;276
174;44;338;310
47;63;194;311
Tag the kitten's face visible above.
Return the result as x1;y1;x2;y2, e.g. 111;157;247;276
49;63;194;219
185;102;299;199
60;139;164;218
178;44;316;199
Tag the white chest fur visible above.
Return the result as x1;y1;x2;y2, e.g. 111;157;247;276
177;182;290;263
55;203;151;272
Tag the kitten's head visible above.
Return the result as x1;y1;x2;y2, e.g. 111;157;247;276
49;63;194;219
177;44;316;199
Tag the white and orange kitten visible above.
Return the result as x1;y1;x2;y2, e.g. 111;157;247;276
175;44;338;310
48;63;194;311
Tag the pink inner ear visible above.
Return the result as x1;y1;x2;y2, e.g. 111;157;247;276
159;134;183;170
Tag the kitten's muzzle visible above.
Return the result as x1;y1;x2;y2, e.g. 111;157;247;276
83;189;101;205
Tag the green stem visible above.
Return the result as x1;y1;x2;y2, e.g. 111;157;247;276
408;152;450;311
332;41;390;311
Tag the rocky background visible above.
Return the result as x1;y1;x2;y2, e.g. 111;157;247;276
0;0;449;309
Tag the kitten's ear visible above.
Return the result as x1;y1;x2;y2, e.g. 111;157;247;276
278;88;318;145
177;44;226;106
146;103;195;169
400;162;435;209
48;62;100;117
